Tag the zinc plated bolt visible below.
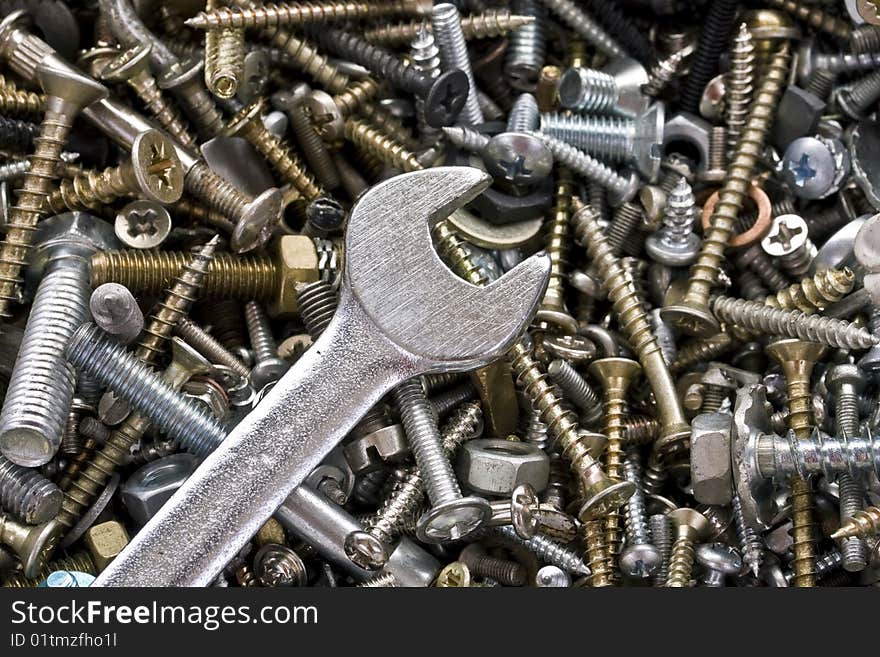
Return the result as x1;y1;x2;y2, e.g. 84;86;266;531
619;449;663;577
665;508;712;587
90;283;144;345
661;44;790;338
244;301;288;390
538;0;623;59
0;456;61;524
431;3;484;126
645;177;700;266
649;513;673;585
695;543;742;586
557;60;649;119
540;104;664;180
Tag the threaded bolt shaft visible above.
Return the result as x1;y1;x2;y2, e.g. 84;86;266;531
286;93;340;190
0;456;61;524
460;547;526;586
175;317;249;379
296;280;338;340
546;359;602;426
649;514;673;586
540;112;641;164
505;0;546;91
365;11;534;46
432;3;483;125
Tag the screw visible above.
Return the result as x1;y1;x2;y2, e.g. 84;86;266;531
679;0;740;113
571;203;690;459
661;44;791;338
645;177;700;266
458;543;526;586
582;519;614;586
344;119;423;172
296;280;338;340
480;93;553;190
504;0;546;91
0;74;44;117
535;565;571;586
204;20;245;99
730;493;764;576
695;543;742;586
556;61;649;119
90;283;144;345
649;513;673;586
619;449;662;577
539;0;624;59
494;525;591;576
725;27;756;151
831;506;880;541
642;48;690;98
175;317;250;380
761;0;852;41
781;138;849;202
244;301;288;390
0;512;58;579
188;1;407;30
765;267;854;314
364;10;534;46
797;39;880;84
431;3;484;125
225;99;323;201
93;43;196;151
546;359;602;426
0;456;61;524
665;508;711;587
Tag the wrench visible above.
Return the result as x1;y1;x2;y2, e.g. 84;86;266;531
94;167;551;586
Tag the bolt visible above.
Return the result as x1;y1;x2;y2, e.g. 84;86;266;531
696;542;742;586
539;0;624;59
541;105;663;180
619;450;662;577
244;301;288;390
504;0;546;91
0;456;61;524
649;513;673;586
665;508;711;587
430;3;483;126
662;45;790;338
90;283;144;345
546;359;602;426
557;60;649;119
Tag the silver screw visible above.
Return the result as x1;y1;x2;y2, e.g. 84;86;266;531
649;513;673;586
505;0;546;91
535;564;571;586
483;93;553;189
494;525;591;576
645;177;700;267
175;317;250;380
760;214;817;280
695;543;742;587
556;59;649;118
546;359;602;427
538;0;623;59
731;493;765;577
619;450;662;577
244;301;288;390
431;3;484;126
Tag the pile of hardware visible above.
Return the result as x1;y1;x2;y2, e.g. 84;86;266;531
0;0;879;588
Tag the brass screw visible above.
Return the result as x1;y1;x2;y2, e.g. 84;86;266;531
344;118;422;173
363;11;535;46
582;519;614;587
765;338;827;588
664;508;712;587
507;337;635;522
669;331;738;375
589;358;642;571
764;267;854;313
571;203;690;459
534;169;577;334
0;72;44;117
92;43;197;151
46;129;184;213
761;0;851;40
204;23;245;99
661;43;790;337
434;561;473;587
432;221;491;286
224;98;323;200
831;506;880;541
188;1;417;31
0;512;56;578
2;552;95;588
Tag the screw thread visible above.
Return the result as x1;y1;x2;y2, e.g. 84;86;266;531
682;45;790;311
508;92;540;132
66;323;227;458
296;280;338;340
365;11;534;46
583;519;615;586
833;506;880;540
622;452;651;546
850;25;880;52
288;98;340;190
709;295;877;349
344;119;422;172
765;267;854;314
539;0;623;58
184;161;252;222
462;553;526;586
622;415;661;446
136;238;219;367
91;249;277;302
59;406;83;459
0;78;44;117
658;177;697;246
665;535;696;587
725;24;755;153
205;26;245;99
789;476;818;586
0;455;61;524
244;301;278;363
128;74;196;151
189;2;377;29
547;359;602;426
358;572;398;587
679;0;739;113
175;317;250;378
441;125;490;153
604;202;642;258
432;3;484;124
536;170;574;324
837;473;868;571
559;68;618;113
0;115;38;153
533;132;633;201
504;0;546;91
731;494;764;576
670;332;736;374
2;552;95;588
734;245;789;292
642;451;668;495
432;220;491;286
410;25;443;143
494;525;591;575
642;49;688;97
258;21;350;93
762;0;851;40
582;0;652;64
46;163;136;213
757;428;880;480
649;514;673;585
540;112;634;163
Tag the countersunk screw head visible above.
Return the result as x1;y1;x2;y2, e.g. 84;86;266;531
660;303;721;339
343;530;389;571
761;214;809;256
231;188;284;254
669;507;712;539
130;130;184;205
696;542;743;574
115;200;172;250
483;132;553;188
423;69;469;128
95;43;153;82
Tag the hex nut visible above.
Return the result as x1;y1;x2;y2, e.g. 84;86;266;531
121;453;200;527
343;423;409;474
84;520;130;572
770;87;825;151
690;412;734;505
663;112;712;173
270;235;320;318
456;439;550;497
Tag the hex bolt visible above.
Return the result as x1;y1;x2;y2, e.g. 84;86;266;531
831;506;880;541
46;130;184;214
504;0;546;91
590;357;642;571
90;283;144;345
765;267;854;314
0;213;116;467
619;450;662;578
391;379;490;544
731;493;764;576
0;13;108;320
538;0;623;58
649;513;673;586
346;402;482;570
696;543;742;587
708;296;877;350
365;10;534;46
571;203;690;460
244;301;288;390
662;45;790;338
93;43;196;150
664;508;711;587
459;543;526;586
546;359;602;427
532;132;638;206
766;339;826;587
0;456;61;524
646;177;700;267
540;105;664;180
224;99;323;201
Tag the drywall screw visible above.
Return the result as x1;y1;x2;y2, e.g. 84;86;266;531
540;104;664;180
0;456;61;524
546;359;602;427
494;525;591;576
0;15;108;320
0;512;58;578
725;24;755;154
93;43;196;151
619;450;662;577
708;295;876;349
188;1;417;30
538;0;623;58
224;99;323;201
345;119;422;172
661;45;791;338
67;324;227;457
831;507;880;541
531;132;638;206
766;339;825;588
0;214;114;468
204;22;245;100
783;548;843;585
315;27;469;128
505;0;546;91
364;11;534;46
90;283;144;345
571;203;691;459
827;364;868;572
761;214;816;279
665;508;711;587
649;513;673;586
765;268;854;314
431;3;483;125
244;300;288;390
274;86;341;191
590;357;642;571
46;129;184;213
508;336;634;520
581;0;652;64
459;543;526;586
731;493;764;576
646;177;700;267
761;0;851;41
696;543;742;587
175;317;250;379
2;552;95;588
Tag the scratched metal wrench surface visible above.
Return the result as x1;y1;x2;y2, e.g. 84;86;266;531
95;167;550;586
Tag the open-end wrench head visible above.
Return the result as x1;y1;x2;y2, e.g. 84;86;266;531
345;166;551;370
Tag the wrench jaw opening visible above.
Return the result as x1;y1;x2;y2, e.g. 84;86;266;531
415;497;493;544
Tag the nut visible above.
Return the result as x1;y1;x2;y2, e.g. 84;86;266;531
343;423;409;474
120;453;200;527
456;438;550;497
690;411;733;505
270;234;320;318
84;520;130;572
663;112;712;173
